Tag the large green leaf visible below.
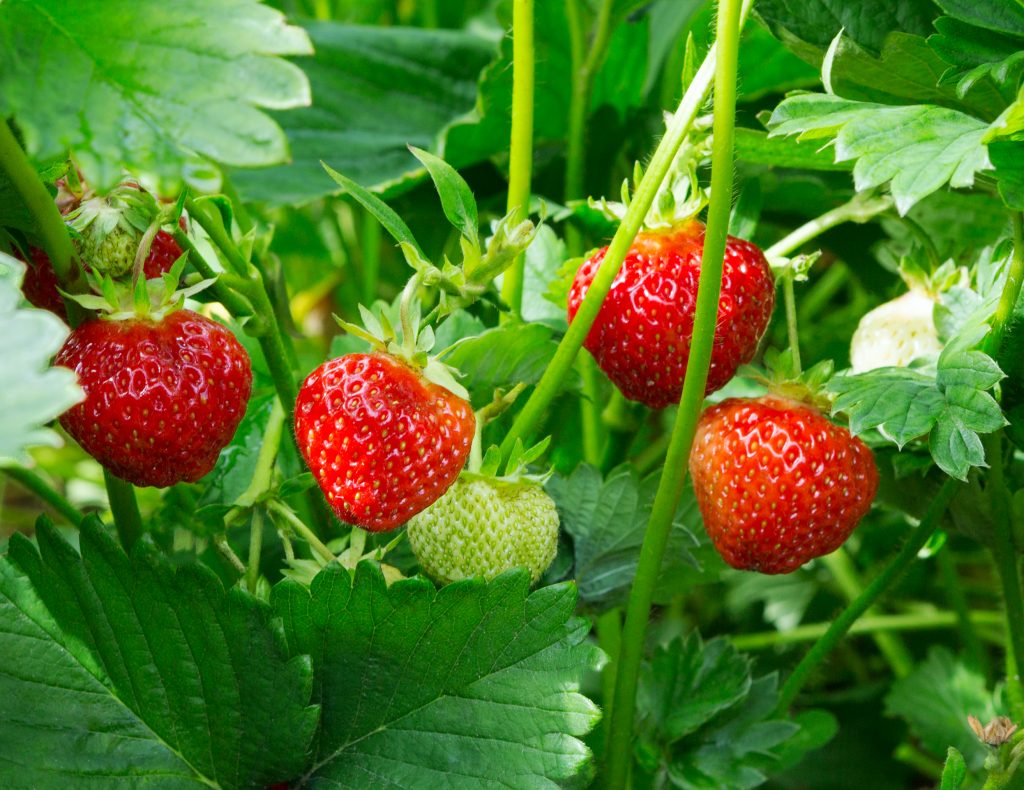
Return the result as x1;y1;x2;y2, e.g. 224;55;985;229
767;93;991;214
754;0;937;59
0;255;82;467
271;563;601;788
0;0;312;188
234;22;494;206
547;464;702;608
0;517;318;787
885;647;1005;771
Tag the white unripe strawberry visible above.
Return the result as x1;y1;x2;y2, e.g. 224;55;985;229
850;290;942;373
407;476;559;585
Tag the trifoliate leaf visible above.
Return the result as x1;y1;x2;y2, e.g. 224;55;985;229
0;255;83;467
0;517;318;788
0;0;312;187
636;633;822;790
885;647;1005;771
767;94;991;214
831;350;1007;479
271;563;601;787
547;464;702;609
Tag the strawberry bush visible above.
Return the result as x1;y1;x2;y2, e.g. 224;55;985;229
5;0;1024;787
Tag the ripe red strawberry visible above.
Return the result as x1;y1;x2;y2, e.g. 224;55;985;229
689;396;878;574
567;220;775;408
295;352;475;531
55;310;252;488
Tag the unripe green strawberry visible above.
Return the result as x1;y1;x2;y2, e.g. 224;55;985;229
407;476;559;585
850;290;942;373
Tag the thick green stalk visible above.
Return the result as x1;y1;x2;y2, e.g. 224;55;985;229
104;470;143;550
986;213;1024;355
0;121;85;304
499;0;535;314
497;0;754;463
603;1;744;784
777;478;959;712
246;510;266;594
4;466;84;526
985;432;1024;719
732;609;1004;651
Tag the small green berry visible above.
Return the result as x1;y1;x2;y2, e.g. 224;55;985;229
407;476;559;585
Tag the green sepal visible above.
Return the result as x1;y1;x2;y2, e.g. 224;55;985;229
740;347;836;411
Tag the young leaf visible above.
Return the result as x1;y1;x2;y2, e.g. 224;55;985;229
322;164;424;256
547;464;702;608
0;517;318;787
940;747;967;790
271;563;601;787
767;94;991;215
0;0;312;187
408;146;479;248
0;255;83;467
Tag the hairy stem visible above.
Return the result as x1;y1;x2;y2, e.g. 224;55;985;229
782;272;802;373
497;0;754;464
777;478;959;712
764;194;893;261
4;466;84;527
104;470;143;550
499;0;535;314
269;500;336;565
604;1;745;783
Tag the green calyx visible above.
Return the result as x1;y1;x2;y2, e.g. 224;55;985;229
740;347;835;412
65;182;162;277
62;253;214;322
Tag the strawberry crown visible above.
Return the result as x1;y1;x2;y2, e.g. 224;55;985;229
739;347;835;413
65;181;160;244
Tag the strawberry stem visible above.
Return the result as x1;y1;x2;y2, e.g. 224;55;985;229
497;0;755;465
104;470;143;550
604;0;745;783
269;500;336;565
763;193;892;261
776;478;959;712
782;270;802;375
130;213;164;292
499;0;534;315
246;510;265;594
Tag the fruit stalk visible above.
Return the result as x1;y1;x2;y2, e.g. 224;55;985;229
246;510;266;594
776;477;959;712
104;470;144;549
497;0;754;463
731;609;1004;651
0;121;85;309
763;193;893;261
985;431;1024;720
604;0;744;784
499;0;534;314
986;213;1024;357
3;466;84;527
564;0;614;256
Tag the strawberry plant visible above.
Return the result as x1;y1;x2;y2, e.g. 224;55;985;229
6;0;1024;787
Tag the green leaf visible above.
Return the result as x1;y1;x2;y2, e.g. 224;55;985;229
0;255;83;467
408;147;479;248
885;647;1004;770
754;0;937;58
0;517;318;787
639;633;752;742
271;563;601;787
940;747;967;790
829;349;1007;479
0;0;311;188
547;464;701;608
520;225;571;330
443;322;581;404
734;128;852;171
233;21;494;206
930;0;1024;96
322;164;423;256
767;94;991;215
636;635;816;790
